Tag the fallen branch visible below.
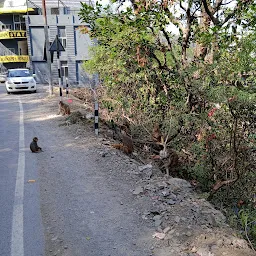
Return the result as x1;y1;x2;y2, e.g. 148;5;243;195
211;177;238;194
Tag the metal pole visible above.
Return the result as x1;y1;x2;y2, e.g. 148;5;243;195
66;77;69;97
56;35;62;101
25;0;31;70
92;76;99;136
94;101;99;136
42;0;53;95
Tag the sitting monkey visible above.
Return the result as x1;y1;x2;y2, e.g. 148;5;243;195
30;137;43;153
152;123;162;143
112;129;134;154
58;101;71;116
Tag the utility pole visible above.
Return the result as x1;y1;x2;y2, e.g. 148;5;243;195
56;35;62;101
42;0;53;95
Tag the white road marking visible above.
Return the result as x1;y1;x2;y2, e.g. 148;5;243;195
11;98;25;256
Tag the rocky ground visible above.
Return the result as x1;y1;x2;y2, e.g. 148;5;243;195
35;85;255;256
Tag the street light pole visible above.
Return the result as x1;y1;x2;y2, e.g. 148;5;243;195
42;0;53;95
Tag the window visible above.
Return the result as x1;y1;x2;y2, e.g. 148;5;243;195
60;61;68;77
51;8;59;15
64;7;70;14
13;15;26;30
58;27;67;49
8;69;31;78
61;61;68;77
14;15;20;22
76;61;90;85
61;61;68;85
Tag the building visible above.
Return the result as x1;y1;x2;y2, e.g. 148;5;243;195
0;0;35;72
0;0;95;85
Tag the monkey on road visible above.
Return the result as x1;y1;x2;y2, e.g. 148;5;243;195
30;137;43;153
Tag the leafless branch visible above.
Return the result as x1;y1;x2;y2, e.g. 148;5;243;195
202;0;220;25
179;0;186;12
219;0;235;7
191;3;202;17
151;51;164;68
160;28;180;70
211;177;238;194
214;0;224;11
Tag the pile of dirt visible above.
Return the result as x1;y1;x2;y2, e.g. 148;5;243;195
65;111;85;124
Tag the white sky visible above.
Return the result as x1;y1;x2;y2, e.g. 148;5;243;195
95;0;110;6
4;0;26;7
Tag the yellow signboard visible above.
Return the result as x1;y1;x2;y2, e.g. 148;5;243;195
0;8;34;14
0;55;29;63
0;30;27;40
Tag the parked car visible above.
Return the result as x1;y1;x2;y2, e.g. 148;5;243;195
5;68;36;94
0;74;6;83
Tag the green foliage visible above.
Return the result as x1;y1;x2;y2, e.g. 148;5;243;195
241;209;256;242
79;0;256;247
229;207;256;249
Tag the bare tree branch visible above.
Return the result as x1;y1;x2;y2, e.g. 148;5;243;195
150;51;164;68
211;177;238;194
191;2;202;17
203;0;254;26
179;0;186;12
161;28;180;70
213;0;224;12
202;0;220;25
219;0;236;7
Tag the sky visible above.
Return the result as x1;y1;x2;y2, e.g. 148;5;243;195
3;0;26;7
97;0;110;6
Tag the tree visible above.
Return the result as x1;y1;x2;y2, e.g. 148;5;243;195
79;0;255;204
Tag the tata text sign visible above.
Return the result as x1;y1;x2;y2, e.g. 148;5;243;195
0;30;26;40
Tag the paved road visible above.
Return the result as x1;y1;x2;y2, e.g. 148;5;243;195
0;85;44;256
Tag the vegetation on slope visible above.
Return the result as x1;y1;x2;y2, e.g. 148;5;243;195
79;0;256;249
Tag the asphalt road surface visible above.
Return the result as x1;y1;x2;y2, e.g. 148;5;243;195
0;85;44;256
0;85;155;256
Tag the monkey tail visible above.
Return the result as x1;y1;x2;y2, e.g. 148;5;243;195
112;144;133;154
112;144;123;150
